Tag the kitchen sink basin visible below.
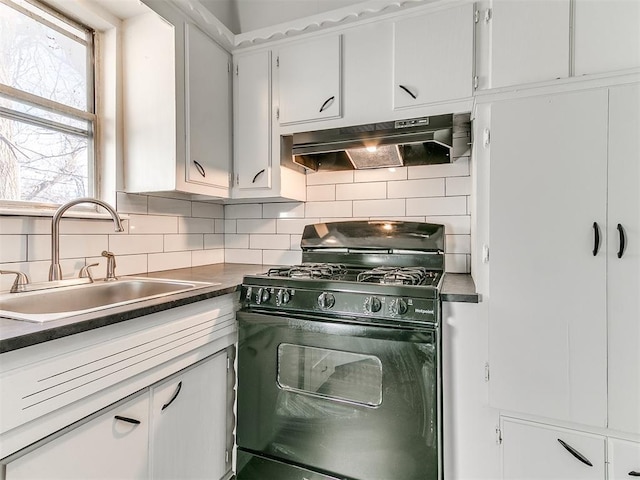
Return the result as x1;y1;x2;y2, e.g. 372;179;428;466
0;277;219;323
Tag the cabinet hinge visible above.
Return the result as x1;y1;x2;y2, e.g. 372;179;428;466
276;107;280;120
483;128;491;148
227;355;231;370
473;75;479;90
484;8;492;23
236;173;239;186
484;362;490;382
496;426;503;445
235;64;239;76
227;62;230;73
225;449;230;463
474;9;479;23
276;56;279;68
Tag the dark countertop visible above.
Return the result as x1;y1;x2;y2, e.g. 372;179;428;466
0;264;478;354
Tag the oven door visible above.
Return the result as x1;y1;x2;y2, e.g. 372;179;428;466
236;310;441;480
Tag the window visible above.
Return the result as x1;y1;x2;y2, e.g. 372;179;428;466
0;0;95;206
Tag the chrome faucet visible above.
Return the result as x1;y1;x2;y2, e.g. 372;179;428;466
102;251;117;281
49;198;124;281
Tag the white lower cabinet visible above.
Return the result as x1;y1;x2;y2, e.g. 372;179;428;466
608;437;640;480
5;393;150;480
4;351;232;480
501;418;605;480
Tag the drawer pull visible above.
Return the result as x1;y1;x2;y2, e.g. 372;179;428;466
193;160;206;178
629;472;640;477
162;381;182;411
114;415;141;425
252;169;266;183
319;96;335;113
592;222;601;256
617;223;626;258
399;84;417;100
557;438;593;467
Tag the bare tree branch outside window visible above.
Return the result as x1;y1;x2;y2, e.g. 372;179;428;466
0;0;95;205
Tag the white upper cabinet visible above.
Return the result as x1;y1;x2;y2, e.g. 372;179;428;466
185;23;231;193
475;0;570;90
123;4;231;198
488;89;608;427
393;3;474;109
233;50;272;191
607;83;640;435
608;438;640;479
277;35;342;125
574;0;640;76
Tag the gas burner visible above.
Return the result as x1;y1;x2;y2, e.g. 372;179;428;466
357;266;437;286
267;263;348;280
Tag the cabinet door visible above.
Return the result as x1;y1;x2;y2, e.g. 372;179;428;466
6;393;149;480
234;50;271;190
501;418;605;479
608;438;640;480
150;352;230;480
277;35;341;125
574;1;640;76
476;0;570;90
185;23;231;193
607;83;640;435
489;90;608;427
393;3;473;109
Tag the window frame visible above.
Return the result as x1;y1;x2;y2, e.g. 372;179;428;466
0;0;97;210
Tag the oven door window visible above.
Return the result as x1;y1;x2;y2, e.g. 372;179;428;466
277;343;383;407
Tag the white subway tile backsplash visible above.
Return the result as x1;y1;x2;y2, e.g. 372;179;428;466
354;167;407;183
204;234;224;249
109;234;164;255
425;215;471;234
224;234;249;249
191;202;224;218
192;249;224;266
0;216;49;235
237;219;276;234
277;218;318;234
305;201;353;218
128;215;178;234
164;234;203;252
148;196;192;217
148;251;192;272
445;254;469;273
387;178;445;199
262;202;305;218
223;219;237;233
0;235;27;263
446;234;471;254
86;253;148;278
249;234;291;250
263;249;302;266
408;157;470;179
336;182;386;201
116;192;148;214
225;203;262;219
306;170;354;185
306;185;335;201
214;219;225;234
28;234;108;262
0;259;78;291
290;234;302;250
406;197;467;216
178;217;215;234
352;199;405;217
446;176;472;196
225;248;262;264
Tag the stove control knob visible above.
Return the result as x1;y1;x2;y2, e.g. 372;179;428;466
389;298;409;316
318;292;335;309
256;287;270;304
364;296;382;313
276;289;291;305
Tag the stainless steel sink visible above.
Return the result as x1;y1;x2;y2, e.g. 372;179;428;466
0;277;219;323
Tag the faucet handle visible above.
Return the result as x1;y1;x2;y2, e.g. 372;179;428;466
0;270;30;293
101;251;117;281
79;263;99;282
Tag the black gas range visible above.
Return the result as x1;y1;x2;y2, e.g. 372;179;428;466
241;220;445;327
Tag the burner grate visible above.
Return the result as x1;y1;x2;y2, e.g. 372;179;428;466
267;263;349;280
357;266;437;286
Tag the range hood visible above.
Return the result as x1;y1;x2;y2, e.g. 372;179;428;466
290;113;469;172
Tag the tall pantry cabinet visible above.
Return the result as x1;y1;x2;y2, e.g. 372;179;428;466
487;83;640;435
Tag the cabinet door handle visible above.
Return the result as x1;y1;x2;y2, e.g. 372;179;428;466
252;169;266;183
592;222;601;256
114;415;141;425
628;472;640;477
319;96;335;113
617;223;626;258
557;438;593;467
193;160;206;178
399;84;417;100
161;381;182;411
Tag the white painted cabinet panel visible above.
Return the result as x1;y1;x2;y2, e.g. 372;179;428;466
185;23;231;192
607;83;640;435
6;393;150;480
234;49;271;191
393;3;473;109
501;418;605;480
475;0;570;90
489;90;608;427
574;0;640;76
608;438;640;480
277;35;341;125
150;352;230;479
